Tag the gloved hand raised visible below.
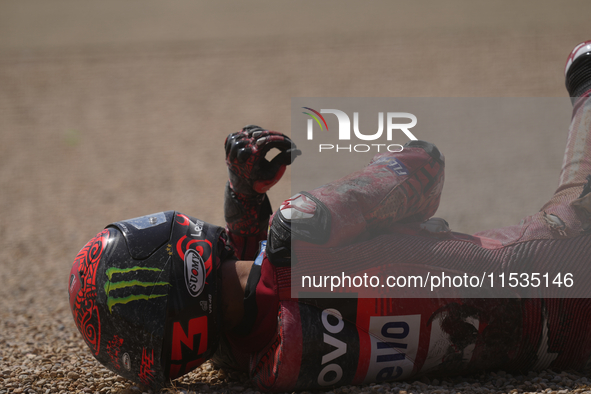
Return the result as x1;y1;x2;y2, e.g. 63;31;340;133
225;125;301;195
224;125;301;239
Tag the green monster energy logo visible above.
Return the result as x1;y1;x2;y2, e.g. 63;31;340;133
105;266;170;313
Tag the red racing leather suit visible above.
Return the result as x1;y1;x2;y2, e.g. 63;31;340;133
214;97;591;392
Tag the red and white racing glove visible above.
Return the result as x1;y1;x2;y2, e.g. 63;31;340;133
224;125;301;248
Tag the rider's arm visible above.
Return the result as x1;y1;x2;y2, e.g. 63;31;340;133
223;125;301;259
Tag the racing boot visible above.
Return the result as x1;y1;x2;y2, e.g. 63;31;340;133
565;41;591;105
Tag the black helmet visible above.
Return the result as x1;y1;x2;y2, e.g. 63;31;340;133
68;211;235;389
